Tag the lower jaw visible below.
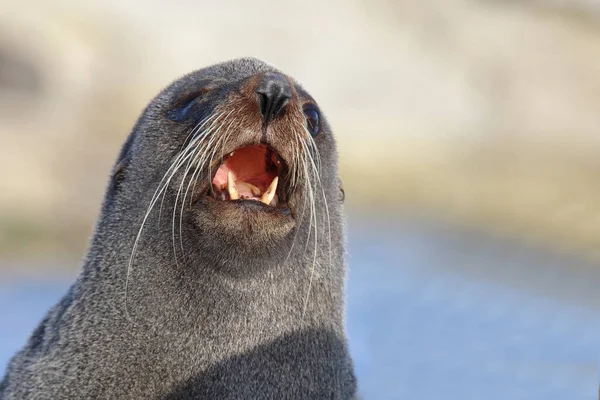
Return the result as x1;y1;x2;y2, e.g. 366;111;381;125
191;199;297;261
200;196;293;216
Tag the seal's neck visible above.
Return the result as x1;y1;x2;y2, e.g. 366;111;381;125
83;207;346;337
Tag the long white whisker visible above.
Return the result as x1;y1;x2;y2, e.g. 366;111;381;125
282;130;309;266
124;110;228;324
124;147;197;324
295;121;332;322
174;115;229;246
158;112;224;225
304;127;332;267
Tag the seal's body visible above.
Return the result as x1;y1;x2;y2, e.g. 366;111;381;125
0;58;356;399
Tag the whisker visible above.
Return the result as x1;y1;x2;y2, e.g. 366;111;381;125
174;110;233;256
293;121;332;322
178;110;237;253
124;110;229;324
157;112;226;225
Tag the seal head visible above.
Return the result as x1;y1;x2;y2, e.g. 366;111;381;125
122;59;341;275
0;58;355;399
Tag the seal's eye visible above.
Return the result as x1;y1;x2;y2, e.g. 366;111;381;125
167;90;207;122
304;107;320;137
167;100;196;122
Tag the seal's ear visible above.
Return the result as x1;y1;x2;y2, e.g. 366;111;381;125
110;133;134;192
111;158;128;192
338;178;345;203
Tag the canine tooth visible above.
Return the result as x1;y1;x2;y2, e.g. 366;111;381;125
260;176;278;205
230;152;235;157
227;171;239;200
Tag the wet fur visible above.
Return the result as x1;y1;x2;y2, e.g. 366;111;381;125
0;58;356;399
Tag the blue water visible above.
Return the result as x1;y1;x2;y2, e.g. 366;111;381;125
1;217;599;399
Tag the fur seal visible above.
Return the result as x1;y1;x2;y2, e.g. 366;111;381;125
0;58;356;399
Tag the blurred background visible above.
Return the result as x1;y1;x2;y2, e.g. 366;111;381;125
1;0;599;398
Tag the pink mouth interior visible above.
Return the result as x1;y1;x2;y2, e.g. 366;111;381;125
212;144;279;200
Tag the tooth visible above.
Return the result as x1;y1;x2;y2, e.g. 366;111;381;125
230;152;235;157
227;171;239;200
260;176;278;205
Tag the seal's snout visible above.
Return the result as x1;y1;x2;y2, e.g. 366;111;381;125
256;72;292;124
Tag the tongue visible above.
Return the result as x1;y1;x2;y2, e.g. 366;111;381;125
236;181;261;199
213;146;277;191
227;171;278;205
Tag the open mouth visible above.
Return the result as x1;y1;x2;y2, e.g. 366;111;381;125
210;144;288;208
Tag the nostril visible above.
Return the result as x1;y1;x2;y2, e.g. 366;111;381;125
257;91;269;119
272;96;289;118
255;73;292;123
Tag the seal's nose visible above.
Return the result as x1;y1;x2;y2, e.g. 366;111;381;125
256;72;292;123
